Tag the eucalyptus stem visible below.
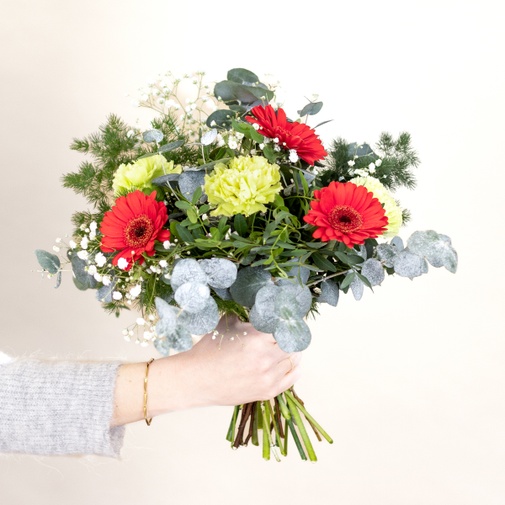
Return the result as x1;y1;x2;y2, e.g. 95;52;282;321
286;393;317;462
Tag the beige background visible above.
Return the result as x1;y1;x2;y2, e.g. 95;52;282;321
1;1;504;504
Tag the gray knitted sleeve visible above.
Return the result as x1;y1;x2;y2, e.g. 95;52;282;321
0;354;125;457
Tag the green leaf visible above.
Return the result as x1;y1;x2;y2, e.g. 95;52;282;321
274;318;312;353
340;272;355;291
174;223;194;244
35;249;61;274
311;253;337;272
233;214;248;236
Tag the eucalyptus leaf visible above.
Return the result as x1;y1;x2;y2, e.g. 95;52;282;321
319;279;340;306
54;271;62;289
179;297;219;335
70;254;97;290
158;140;184;153
274;281;312;318
350;275;365;301
153;337;172;357
170;259;207;290
174;282;210;313
143;129;164;143
201;129;217;146
393;250;429;279
230;266;273;307
288;265;311;284
249;285;280;333
361;258;385;286
96;281;117;303
151;173;181;187
273;318;312;353
206;109;236;129
155;297;178;332
227;68;259;85
407;230;458;273
212;287;232;300
35;249;61;274
179;170;206;200
297;101;323;117
347;142;377;159
390;236;405;252
199;258;237;289
376;243;397;268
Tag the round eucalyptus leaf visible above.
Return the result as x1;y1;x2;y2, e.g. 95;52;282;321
227;68;259;85
143;129;164;143
70;255;97;290
393;250;429;279
319;279;340;306
273;318;312;353
179;297;219;335
230;266;273;307
174;282;210;313
407;230;458;273
201;129;217;146
361;258;385;286
350;275;364;301
199;258;237;289
171;258;207;290
35;249;61;274
179;171;206;200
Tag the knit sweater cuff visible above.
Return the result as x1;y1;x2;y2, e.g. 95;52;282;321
0;358;125;458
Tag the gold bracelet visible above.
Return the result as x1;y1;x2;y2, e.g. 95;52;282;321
143;358;155;426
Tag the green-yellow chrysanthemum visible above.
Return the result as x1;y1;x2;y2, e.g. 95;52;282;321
204;155;281;217
112;154;182;195
351;176;403;237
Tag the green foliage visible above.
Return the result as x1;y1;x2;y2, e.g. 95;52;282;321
317;132;419;191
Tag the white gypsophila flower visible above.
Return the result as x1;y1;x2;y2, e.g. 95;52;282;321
259;143;265;150
136;317;146;326
117;257;129;270
77;250;89;260
163;241;170;249
52;246;60;252
112;291;123;300
55;237;62;243
93;273;103;282
252;123;260;130
69;240;77;249
80;237;89;250
354;169;369;177
89;231;96;240
89;221;97;232
368;162;376;171
102;275;111;286
87;265;97;276
130;284;142;298
159;260;168;268
347;160;356;167
376;159;382;167
289;150;299;163
143;331;154;341
228;138;238;150
95;252;107;267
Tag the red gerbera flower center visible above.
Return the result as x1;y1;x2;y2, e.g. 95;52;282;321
328;205;363;233
124;215;154;247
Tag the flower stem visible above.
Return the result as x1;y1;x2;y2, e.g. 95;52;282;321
285;390;333;444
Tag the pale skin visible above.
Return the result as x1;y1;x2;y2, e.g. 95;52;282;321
111;317;302;426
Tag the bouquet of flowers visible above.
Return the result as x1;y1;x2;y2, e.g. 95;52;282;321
36;68;457;461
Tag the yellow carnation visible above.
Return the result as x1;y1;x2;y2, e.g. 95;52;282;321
351;176;403;237
204;156;282;217
112;154;182;195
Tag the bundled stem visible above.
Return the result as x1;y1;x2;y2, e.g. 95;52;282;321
227;388;333;461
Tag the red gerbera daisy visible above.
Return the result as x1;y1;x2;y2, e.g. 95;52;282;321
246;104;327;166
100;190;170;270
303;181;388;247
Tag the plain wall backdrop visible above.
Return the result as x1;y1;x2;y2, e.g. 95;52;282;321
1;1;504;504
